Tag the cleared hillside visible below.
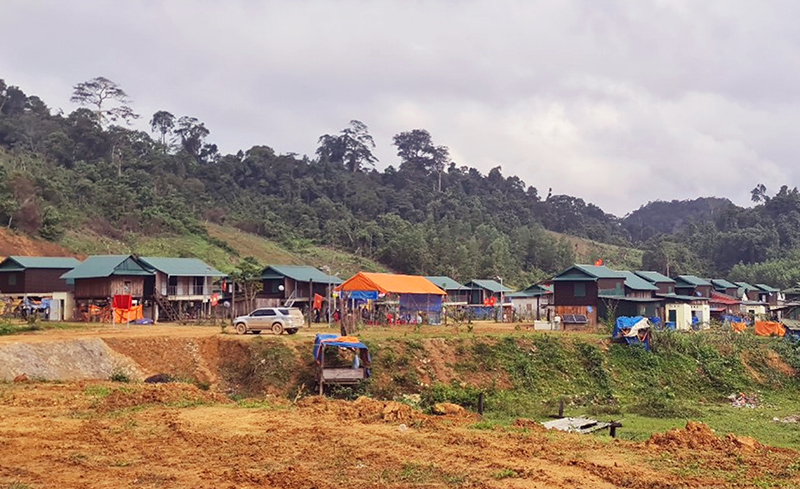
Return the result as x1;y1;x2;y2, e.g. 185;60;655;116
54;224;388;276
546;230;644;271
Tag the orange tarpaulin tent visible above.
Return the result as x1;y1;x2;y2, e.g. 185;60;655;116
755;321;785;337
335;272;446;295
113;304;144;323
731;322;747;333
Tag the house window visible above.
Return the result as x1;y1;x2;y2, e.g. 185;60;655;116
574;283;586;297
7;274;16;286
123;281;131;293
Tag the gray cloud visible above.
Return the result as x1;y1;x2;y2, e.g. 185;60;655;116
2;0;799;215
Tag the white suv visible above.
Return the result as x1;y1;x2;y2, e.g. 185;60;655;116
233;307;304;335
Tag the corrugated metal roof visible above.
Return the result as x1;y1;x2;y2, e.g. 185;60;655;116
657;292;709;301
711;279;739;290
262;265;343;284
425;276;469;291
709;291;741;305
735;282;759;291
508;284;552;298
598;294;662;302
0;256;80;271
756;283;780;293
466;279;514;293
620;271;659;291
141;257;225;277
553;264;625;282
61;255;153;279
675;275;712;287
634;270;675;284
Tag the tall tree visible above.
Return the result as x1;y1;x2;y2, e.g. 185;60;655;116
149;111;175;146
173;116;210;160
392;129;450;191
70;77;139;127
316;120;377;172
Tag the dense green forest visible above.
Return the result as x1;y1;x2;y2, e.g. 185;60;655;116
0;76;798;288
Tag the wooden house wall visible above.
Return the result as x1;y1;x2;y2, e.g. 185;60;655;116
597;278;625;295
654;282;674;295
554;305;597;328
0;269;74;295
74;276;145;299
625;290;654;299
553;281;598;306
0;271;24;294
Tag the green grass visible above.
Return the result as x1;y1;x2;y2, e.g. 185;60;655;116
353;327;800;448
0;320;90;336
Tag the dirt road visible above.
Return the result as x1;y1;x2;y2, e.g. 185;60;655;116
1;382;796;488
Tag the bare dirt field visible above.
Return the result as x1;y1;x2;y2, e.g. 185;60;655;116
1;381;798;489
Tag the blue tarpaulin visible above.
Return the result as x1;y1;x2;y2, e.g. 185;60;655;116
313;333;371;364
399;294;444;324
613;316;651;351
347;291;379;301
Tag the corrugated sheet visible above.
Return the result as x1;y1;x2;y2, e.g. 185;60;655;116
141;257;225;277
61;255;153;279
634;270;675;284
466;279;514;293
262;265;343;284
675;275;712;287
620;271;659;291
425;276;469;291
0;256;80;271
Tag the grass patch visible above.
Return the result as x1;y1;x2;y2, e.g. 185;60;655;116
492;468;519;479
84;385;112;398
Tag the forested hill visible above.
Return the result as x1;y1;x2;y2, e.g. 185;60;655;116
0;77;632;286
2;76;800;288
622;197;734;243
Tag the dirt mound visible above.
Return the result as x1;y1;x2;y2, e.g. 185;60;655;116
765;349;797;377
646;421;763;452
98;383;229;412
512;418;547;432
298;396;427;423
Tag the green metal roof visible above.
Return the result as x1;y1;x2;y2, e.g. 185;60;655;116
711;279;738;290
466;279;514;293
674;275;712;287
620;271;659;291
0;256;80;271
425;276;469;291
634;270;675;284
553;264;624;282
61;255;153;280
598;294;662;302
507;284;552;298
261;265;343;284
141;257;225;277
735;282;759;291
657;292;709;301
756;283;780;293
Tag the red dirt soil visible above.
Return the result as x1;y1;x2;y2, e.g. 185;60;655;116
0;227;78;259
0;383;798;489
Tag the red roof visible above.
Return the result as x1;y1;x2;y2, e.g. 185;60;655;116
709;291;740;305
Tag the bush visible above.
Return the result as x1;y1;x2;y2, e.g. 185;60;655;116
110;369;131;383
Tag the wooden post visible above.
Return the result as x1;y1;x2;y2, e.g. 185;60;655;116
610;421;622;438
558;399;565;418
478;392;485;415
308;280;313;327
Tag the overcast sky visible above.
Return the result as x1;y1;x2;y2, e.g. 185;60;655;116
2;0;798;216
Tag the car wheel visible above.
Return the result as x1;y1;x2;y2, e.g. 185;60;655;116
287;328;298;335
235;323;247;335
272;322;284;335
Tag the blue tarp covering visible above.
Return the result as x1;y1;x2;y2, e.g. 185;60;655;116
347;291;379;301
399;294;444;324
613;316;651;351
313;333;371;364
722;314;746;324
